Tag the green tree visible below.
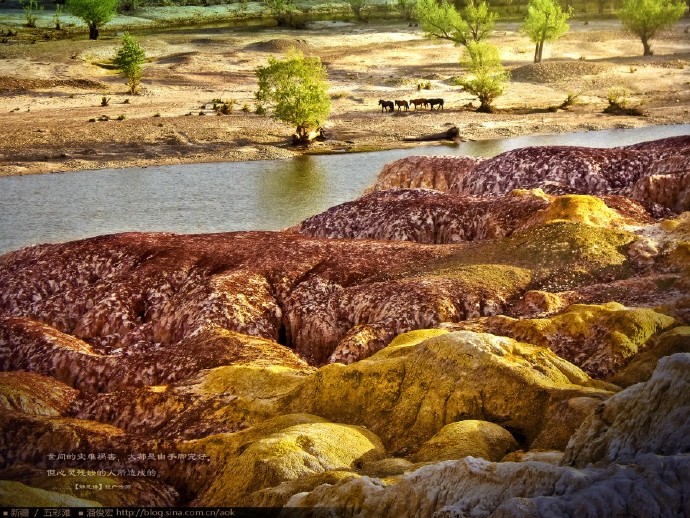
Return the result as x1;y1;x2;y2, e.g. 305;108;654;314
255;52;331;143
66;0;118;40
522;0;571;63
113;33;146;94
618;0;686;55
459;41;508;113
416;0;497;47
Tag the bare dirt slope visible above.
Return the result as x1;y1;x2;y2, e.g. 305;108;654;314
0;19;689;175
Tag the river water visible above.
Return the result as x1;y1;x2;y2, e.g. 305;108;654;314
1;124;688;255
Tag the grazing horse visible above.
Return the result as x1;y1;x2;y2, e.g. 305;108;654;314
378;99;395;112
395;100;409;111
409;98;427;110
427;98;444;110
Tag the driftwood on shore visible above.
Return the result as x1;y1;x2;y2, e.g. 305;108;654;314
403;126;461;142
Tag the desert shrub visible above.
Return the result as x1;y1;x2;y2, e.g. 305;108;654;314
348;0;370;21
604;88;644;115
20;0;43;28
396;0;417;20
263;0;305;28
53;4;63;29
118;0;139;13
101;96;110;106
214;100;236;114
522;0;571;63
559;91;581;109
416;0;497;47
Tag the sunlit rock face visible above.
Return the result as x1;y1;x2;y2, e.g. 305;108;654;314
444;302;679;380
286;331;614;454
1;136;689;508
286;354;690;518
371;155;485;192
371;136;690;212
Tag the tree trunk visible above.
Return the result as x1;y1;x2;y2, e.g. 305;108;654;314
534;40;544;63
402;126;462;141
642;36;652;56
292;125;321;145
88;22;99;40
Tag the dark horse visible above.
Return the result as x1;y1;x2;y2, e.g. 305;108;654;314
427;98;444;110
395;100;410;111
378;99;395;112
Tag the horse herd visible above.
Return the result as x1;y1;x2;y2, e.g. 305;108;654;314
378;98;445;112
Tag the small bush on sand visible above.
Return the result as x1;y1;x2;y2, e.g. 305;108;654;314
604;88;644;116
113;33;146;94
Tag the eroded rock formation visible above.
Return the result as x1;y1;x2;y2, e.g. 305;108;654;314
373;135;690;213
286;354;690;517
1;136;689;508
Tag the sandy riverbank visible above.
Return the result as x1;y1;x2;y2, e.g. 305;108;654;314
1;17;689;175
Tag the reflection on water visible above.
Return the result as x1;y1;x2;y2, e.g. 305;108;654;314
0;124;688;255
257;156;328;228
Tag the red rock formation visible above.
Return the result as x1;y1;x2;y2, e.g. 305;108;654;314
292;189;551;243
4;232;520;373
370;136;690;212
370;155;485;192
292;189;655;244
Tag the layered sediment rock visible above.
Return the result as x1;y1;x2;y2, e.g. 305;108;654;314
410;420;519;463
564;353;690;467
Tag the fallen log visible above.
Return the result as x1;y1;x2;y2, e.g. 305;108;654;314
402;126;461;142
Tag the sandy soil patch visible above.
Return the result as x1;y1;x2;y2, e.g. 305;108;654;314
0;19;689;175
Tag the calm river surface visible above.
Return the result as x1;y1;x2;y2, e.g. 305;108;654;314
1;124;689;255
